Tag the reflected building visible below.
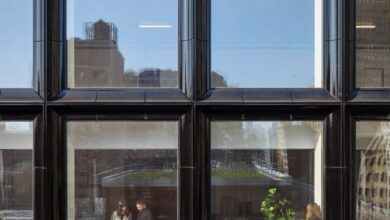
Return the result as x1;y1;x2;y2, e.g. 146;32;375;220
68;19;180;88
211;71;228;88
68;19;226;88
68;20;126;88
356;122;390;220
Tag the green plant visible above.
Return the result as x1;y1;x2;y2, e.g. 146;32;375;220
260;187;295;220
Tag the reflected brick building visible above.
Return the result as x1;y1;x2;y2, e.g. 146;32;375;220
67;20;179;88
68;20;126;88
68;20;226;88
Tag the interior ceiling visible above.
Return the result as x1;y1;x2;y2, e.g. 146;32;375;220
356;0;390;45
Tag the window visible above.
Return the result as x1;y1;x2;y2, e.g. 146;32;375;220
211;0;323;88
0;121;33;219
374;173;379;182
0;0;33;88
370;158;376;166
66;121;178;220
66;0;178;88
210;121;323;219
356;0;390;88
366;173;371;182
381;172;386;182
356;121;390;219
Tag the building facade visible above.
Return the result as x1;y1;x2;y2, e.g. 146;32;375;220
0;0;390;220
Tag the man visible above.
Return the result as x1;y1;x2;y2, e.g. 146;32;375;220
136;199;153;220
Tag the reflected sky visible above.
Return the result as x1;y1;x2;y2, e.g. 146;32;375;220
212;0;316;88
0;0;33;88
0;0;317;88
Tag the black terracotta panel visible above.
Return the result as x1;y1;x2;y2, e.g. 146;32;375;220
291;89;339;103
97;90;145;103
145;89;191;103
243;88;292;104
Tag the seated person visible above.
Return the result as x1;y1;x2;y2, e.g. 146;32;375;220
305;202;322;220
111;199;131;220
136;199;153;220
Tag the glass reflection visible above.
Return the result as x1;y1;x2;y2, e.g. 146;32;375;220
0;122;33;219
211;0;322;88
0;1;33;88
67;0;178;88
356;121;390;219
211;121;323;219
67;121;178;220
356;0;390;88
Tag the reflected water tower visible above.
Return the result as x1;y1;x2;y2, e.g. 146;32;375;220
85;19;118;44
68;19;125;87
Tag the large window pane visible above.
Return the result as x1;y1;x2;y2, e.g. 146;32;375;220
67;0;178;88
67;121;178;220
211;0;322;88
356;121;390;219
0;1;33;88
0;121;33;219
211;121;323;219
356;1;390;88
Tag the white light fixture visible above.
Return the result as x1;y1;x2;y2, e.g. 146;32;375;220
139;24;173;29
356;25;376;29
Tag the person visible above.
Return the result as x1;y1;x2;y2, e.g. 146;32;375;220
111;199;132;220
304;202;322;220
136;199;153;220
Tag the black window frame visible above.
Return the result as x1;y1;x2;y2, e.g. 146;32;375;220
196;106;345;219
0;0;44;102
346;106;390;220
0;106;44;220
47;106;194;220
46;0;190;102
349;0;390;102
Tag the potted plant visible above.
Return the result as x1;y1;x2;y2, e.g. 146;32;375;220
260;187;295;220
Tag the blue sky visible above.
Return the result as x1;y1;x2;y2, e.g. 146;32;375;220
0;0;315;88
0;0;33;88
212;0;315;87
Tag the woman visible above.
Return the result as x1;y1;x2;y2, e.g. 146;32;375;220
111;200;132;220
305;202;322;220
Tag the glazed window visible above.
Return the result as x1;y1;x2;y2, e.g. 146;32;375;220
67;0;178;88
0;1;33;88
0;121;33;219
356;121;390;219
211;0;323;88
67;121;178;220
210;121;323;219
356;0;390;88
